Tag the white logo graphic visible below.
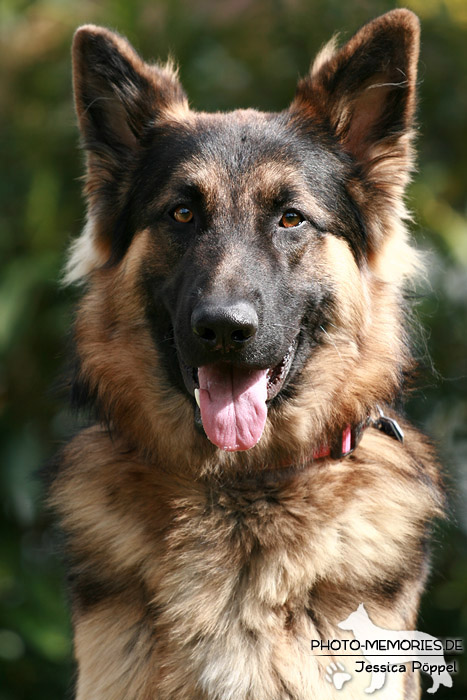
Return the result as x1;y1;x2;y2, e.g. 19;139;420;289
337;604;454;694
325;661;352;690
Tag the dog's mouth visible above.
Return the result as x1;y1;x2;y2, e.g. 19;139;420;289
181;337;299;452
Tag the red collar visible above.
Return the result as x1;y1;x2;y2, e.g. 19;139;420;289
312;408;404;461
275;423;365;472
237;406;404;484
312;422;363;460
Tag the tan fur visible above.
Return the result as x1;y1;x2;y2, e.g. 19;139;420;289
51;10;445;699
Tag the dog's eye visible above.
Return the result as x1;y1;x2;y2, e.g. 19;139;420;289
172;206;194;224
280;210;304;228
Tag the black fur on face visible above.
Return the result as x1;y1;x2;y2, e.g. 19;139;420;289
121;111;367;407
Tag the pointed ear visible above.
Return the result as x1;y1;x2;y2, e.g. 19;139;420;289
72;25;187;162
290;10;419;169
65;26;188;285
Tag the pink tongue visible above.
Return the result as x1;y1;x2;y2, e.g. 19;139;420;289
198;364;268;451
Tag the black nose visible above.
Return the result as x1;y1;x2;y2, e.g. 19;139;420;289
191;301;258;351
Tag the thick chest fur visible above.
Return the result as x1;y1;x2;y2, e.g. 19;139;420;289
147;501;416;700
51;428;439;700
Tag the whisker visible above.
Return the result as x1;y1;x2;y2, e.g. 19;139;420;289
319;325;343;361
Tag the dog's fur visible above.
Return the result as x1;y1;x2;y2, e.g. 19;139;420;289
49;10;445;699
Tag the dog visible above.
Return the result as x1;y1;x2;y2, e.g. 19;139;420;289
338;604;453;694
48;10;445;699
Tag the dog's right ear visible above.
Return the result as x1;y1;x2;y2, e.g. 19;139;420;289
72;25;187;163
65;27;188;285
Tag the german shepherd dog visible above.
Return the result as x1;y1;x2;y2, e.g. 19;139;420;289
49;10;445;699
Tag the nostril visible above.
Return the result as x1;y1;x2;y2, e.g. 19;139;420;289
193;325;216;342
231;327;254;343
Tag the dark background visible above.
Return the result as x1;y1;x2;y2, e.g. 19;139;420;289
0;0;466;697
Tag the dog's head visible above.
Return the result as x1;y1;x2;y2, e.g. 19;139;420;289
337;604;371;632
67;11;420;466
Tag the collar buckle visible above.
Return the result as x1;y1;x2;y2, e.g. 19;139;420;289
372;405;404;443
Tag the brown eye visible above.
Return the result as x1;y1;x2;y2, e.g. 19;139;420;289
173;206;194;223
280;210;304;228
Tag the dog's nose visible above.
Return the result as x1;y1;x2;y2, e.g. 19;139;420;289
191;301;258;351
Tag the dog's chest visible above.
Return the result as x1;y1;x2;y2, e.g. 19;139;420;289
154;493;316;698
149;491;409;700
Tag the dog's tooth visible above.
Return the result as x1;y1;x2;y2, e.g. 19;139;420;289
194;388;200;407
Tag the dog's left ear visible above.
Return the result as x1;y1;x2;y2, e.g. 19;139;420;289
291;10;419;172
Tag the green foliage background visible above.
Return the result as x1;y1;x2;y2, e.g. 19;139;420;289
0;0;466;697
